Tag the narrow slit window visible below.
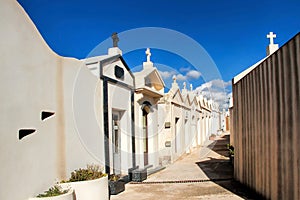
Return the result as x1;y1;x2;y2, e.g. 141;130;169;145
41;111;55;121
19;129;36;140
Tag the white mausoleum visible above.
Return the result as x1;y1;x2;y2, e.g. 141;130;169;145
157;76;221;165
0;1;223;199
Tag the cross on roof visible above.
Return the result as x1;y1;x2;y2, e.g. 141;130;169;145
183;82;186;89
267;32;276;45
145;48;151;62
172;75;177;83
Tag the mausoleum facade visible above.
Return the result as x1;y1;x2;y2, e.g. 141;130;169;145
0;1;223;199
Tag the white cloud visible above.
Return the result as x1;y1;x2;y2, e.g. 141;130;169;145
186;70;201;79
158;70;176;79
173;70;201;81
176;74;187;81
194;79;232;110
197;79;231;91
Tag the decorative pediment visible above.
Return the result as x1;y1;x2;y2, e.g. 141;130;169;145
83;54;134;87
134;48;165;97
190;95;198;107
183;93;191;107
144;69;165;91
171;88;184;104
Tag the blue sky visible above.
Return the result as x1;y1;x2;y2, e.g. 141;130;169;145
17;0;300;107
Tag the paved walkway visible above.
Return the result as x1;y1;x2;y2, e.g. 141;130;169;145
111;133;259;200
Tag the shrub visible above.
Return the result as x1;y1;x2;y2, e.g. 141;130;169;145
37;185;68;198
227;144;234;156
109;174;120;181
67;164;106;182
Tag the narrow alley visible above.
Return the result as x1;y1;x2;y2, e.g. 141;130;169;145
111;133;262;200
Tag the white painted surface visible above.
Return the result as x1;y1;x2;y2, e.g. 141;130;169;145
61;176;108;200
0;1;108;200
157;76;222;165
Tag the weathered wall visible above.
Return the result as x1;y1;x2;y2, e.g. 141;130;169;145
232;33;300;200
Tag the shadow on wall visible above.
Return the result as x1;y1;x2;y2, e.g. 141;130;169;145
196;135;266;200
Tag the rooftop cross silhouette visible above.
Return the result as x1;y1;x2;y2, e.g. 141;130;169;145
267;32;276;45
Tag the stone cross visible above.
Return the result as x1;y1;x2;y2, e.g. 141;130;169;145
190;84;193;91
146;48;151;62
267;32;276;45
111;32;119;47
183;82;186;89
172;75;177;83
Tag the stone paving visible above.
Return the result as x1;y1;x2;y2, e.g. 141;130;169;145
111;133;260;200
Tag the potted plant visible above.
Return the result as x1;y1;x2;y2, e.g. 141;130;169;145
209;133;216;140
29;185;74;200
60;164;108;200
108;174;125;195
227;144;234;165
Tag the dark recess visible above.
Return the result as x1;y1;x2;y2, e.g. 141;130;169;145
19;129;36;140
41;111;55;121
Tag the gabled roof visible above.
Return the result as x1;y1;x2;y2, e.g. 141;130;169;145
183;93;191;107
82;52;134;80
134;66;165;90
171;88;184;104
190;94;198;107
188;91;198;105
82;54;112;64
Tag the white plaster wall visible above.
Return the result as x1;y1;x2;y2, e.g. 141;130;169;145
157;103;167;151
133;94;144;168
69;64;104;171
184;109;191;153
211;111;220;134
108;84;133;173
0;1;103;199
134;94;160;168
103;60;134;86
0;2;60;199
191;109;198;148
197;116;202;145
148;105;159;168
172;105;184;158
86;62;100;77
157;103;171;165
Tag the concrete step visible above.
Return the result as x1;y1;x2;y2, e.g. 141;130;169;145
147;166;166;176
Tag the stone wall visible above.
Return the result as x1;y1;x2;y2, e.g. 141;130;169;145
232;33;300;200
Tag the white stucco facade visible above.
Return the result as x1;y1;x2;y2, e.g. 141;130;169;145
0;1;225;199
83;50;135;175
0;1;134;199
0;1;107;199
157;77;221;165
134;52;165;170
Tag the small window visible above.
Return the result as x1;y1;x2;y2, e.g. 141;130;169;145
114;65;124;79
41;111;55;121
165;141;171;147
19;129;36;140
165;122;171;129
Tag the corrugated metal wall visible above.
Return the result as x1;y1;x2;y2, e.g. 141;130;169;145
232;33;300;200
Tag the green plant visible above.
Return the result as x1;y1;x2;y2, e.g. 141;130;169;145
109;174;120;181
68;164;106;182
227;144;234;156
36;185;68;198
